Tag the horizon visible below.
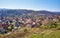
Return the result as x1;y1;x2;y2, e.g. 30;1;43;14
0;0;60;12
0;8;60;12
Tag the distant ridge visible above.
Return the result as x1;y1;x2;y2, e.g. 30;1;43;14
0;9;60;17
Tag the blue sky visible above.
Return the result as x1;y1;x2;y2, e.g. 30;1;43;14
0;0;60;11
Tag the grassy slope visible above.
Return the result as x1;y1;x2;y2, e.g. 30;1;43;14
0;21;60;38
0;28;60;38
27;30;60;38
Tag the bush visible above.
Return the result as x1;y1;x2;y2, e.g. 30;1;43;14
45;21;58;29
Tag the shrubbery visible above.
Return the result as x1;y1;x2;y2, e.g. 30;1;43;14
40;21;60;29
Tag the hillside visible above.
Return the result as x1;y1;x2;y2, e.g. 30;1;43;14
0;9;60;17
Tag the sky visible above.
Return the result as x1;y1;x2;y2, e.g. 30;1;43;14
0;0;60;12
